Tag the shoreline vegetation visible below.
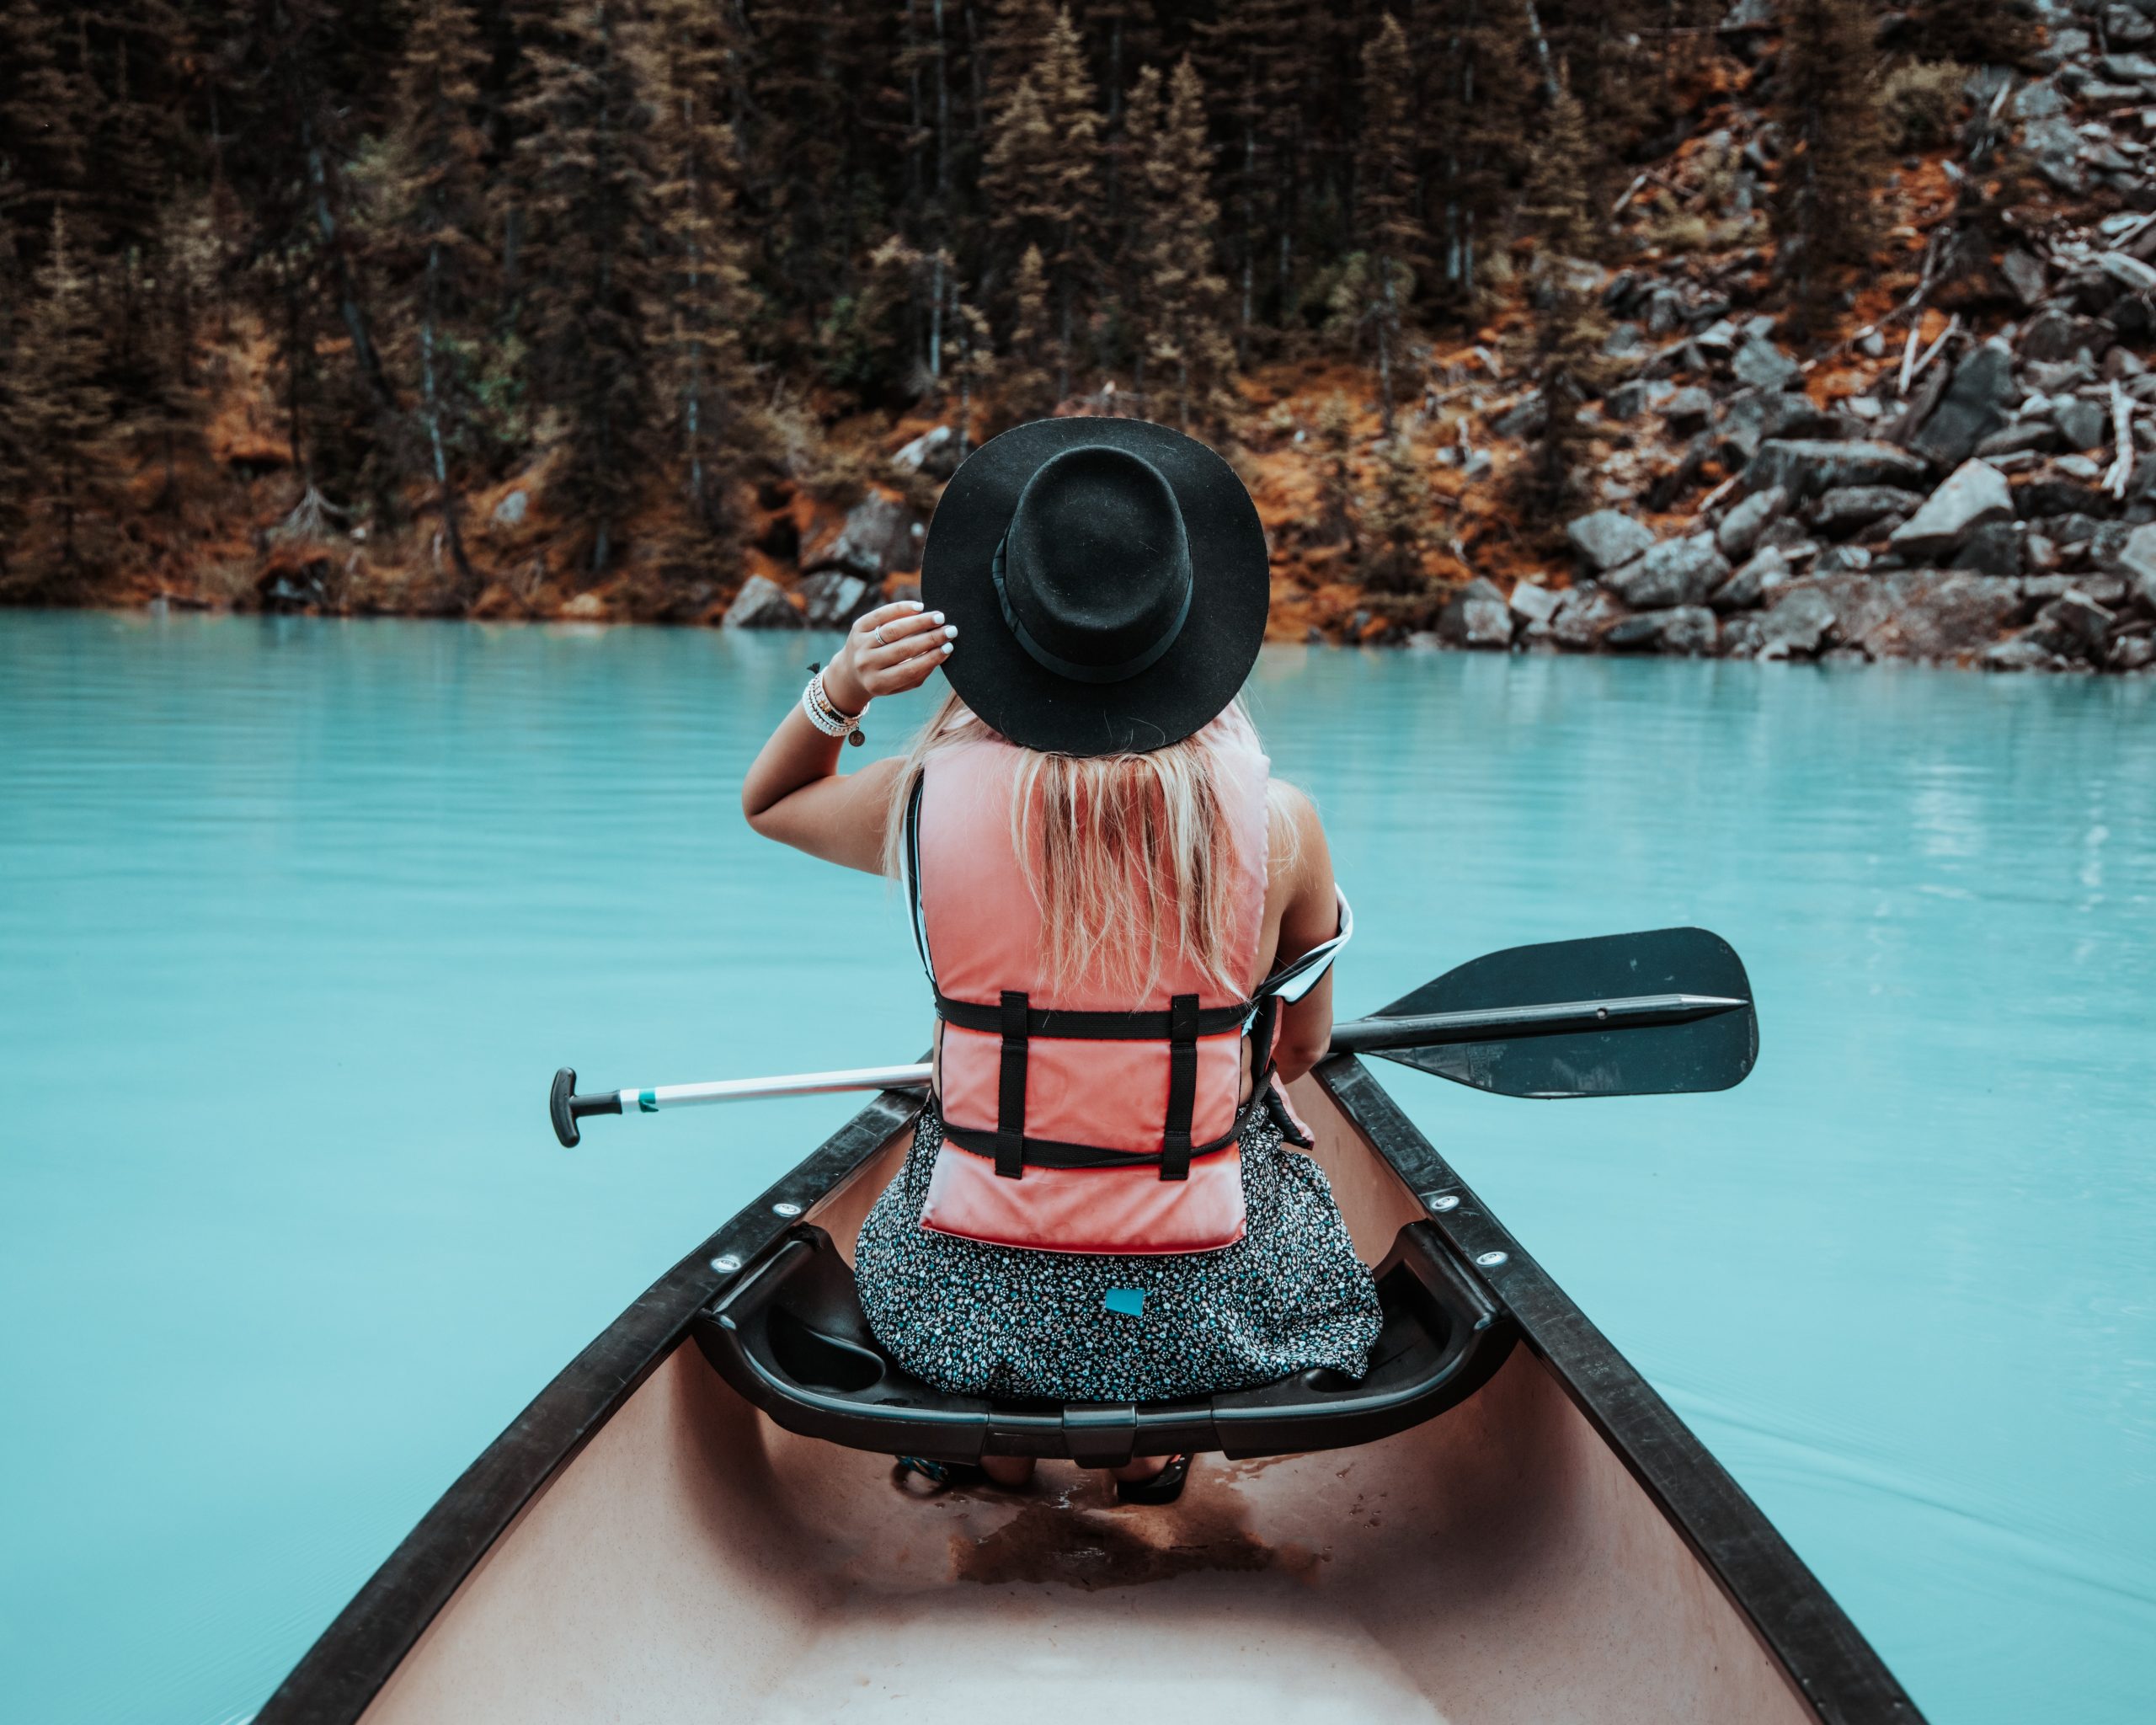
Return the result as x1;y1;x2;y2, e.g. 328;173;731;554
1;1;2152;672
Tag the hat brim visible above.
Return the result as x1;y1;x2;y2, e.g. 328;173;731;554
921;419;1269;756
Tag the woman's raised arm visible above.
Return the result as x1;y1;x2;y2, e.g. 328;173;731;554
741;600;956;874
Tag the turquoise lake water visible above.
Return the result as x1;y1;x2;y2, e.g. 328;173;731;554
2;610;2152;1723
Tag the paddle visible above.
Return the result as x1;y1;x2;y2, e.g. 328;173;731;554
548;926;1756;1147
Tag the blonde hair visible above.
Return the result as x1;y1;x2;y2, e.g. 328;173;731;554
885;693;1298;999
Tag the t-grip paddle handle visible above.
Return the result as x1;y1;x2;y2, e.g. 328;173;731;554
550;1066;622;1148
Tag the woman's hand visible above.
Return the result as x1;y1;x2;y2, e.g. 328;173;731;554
822;601;957;713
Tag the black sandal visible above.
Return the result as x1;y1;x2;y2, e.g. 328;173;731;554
1114;1453;1193;1506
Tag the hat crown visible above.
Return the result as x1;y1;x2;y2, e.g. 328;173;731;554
996;445;1193;684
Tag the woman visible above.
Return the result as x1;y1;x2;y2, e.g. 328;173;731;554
742;419;1380;1503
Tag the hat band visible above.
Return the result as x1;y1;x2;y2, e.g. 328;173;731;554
989;536;1192;686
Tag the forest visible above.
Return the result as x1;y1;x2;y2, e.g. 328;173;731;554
6;0;2143;666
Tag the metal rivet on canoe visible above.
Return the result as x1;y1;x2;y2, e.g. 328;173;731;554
1429;1194;1461;1212
771;1201;803;1217
1475;1250;1510;1268
709;1253;742;1274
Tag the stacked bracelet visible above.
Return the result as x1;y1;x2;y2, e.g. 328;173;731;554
802;667;867;745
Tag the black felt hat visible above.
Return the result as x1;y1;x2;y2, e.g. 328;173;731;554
920;418;1269;756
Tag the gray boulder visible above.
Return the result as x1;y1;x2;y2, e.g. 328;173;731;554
1849;570;2023;660
2000;248;2048;308
1814;485;1924;538
2020;310;2110;366
2100;50;2156;79
1975;420;2058;458
1732;337;1800;391
1549;585;1630;651
1912;344;2018;468
1754;587;1838;659
802;492;921;579
2054;397;2110;451
1603;606;1719;655
1717;390;1834;462
1748;438;1929;500
2111;634;2156;672
1716;484;1788;558
1508;580;1561;628
492;489;529;526
890;424;959;478
1950;522;2025;578
1438;579;1514;649
1606;533;1731;610
1711;544;1791;611
1566;510;1657;572
1662;386;1717;430
1983;633;2063;672
723;574;803;629
1889;459;2014;558
2026;591;2116;659
2115;522;2156;607
2022;115;2088;194
797;571;876;629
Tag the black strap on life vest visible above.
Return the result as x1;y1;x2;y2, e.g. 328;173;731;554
995;991;1029;1181
1160;994;1200;1182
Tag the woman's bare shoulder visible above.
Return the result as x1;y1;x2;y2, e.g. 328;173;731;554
1265;777;1332;889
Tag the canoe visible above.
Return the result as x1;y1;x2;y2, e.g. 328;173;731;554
257;1055;1922;1725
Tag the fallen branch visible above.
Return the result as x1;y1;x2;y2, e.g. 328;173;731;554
1695;471;1742;515
1903;313;1961;394
2104;382;2137;499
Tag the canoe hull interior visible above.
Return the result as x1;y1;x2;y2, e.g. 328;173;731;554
360;1328;1807;1725
260;1061;1918;1725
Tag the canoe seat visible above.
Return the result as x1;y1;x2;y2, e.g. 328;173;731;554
691;1220;1514;1466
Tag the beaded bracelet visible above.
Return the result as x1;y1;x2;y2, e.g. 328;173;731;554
802;665;867;746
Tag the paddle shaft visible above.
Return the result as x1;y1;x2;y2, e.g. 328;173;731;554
548;989;1748;1145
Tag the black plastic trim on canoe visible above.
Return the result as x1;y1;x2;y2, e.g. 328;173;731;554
1309;1055;1924;1725
252;1088;921;1725
691;1217;1514;1466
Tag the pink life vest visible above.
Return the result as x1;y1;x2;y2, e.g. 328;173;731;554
902;713;1348;1255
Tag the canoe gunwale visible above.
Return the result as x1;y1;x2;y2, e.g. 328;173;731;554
1308;1055;1922;1725
252;1087;921;1725
255;1059;1922;1725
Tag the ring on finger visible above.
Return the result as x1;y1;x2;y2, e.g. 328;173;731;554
873;622;890;646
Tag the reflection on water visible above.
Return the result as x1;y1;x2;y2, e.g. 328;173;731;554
2;613;2152;1724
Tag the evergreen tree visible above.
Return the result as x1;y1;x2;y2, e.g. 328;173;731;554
979;8;1099;401
1521;70;1598;264
14;213;115;590
1417;0;1533;310
514;0;663;575
1352;14;1422;435
1127;58;1233;434
1194;0;1305;352
1361;431;1431;594
0;218;34;590
0;0;89;240
383;0;493;597
648;0;761;537
1000;240;1053;420
1772;0;1883;334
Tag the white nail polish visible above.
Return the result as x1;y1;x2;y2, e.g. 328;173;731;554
941;641;953;654
943;624;958;638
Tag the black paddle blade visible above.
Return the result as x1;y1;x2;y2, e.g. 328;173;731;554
1363;927;1758;1098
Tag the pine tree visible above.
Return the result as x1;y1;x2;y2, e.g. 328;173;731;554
1353;14;1423;435
1313;390;1357;551
980;7;1098;400
1772;0;1883;334
14;212;116;590
383;0;492;598
648;0;761;538
1000;241;1053;420
1361;431;1431;594
1128;58;1234;435
1194;0;1305;353
0;218;35;590
514;0;663;575
1417;0;1534;310
1521;71;1598;264
0;0;89;239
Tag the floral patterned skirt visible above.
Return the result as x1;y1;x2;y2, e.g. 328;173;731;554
853;1103;1384;1403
